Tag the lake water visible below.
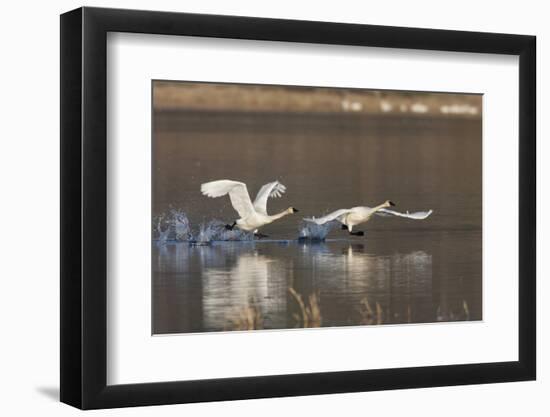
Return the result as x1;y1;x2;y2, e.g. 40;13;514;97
152;110;482;334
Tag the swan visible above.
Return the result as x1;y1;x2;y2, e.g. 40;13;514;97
201;179;299;237
304;200;433;236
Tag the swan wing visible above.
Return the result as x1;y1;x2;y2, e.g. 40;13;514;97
304;209;353;225
253;181;287;215
201;180;255;219
376;208;433;220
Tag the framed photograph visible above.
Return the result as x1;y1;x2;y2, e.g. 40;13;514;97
60;7;536;409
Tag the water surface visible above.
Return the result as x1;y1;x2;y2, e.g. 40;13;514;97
152;110;482;334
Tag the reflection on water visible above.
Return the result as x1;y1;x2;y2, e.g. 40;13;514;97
202;251;288;330
153;230;480;334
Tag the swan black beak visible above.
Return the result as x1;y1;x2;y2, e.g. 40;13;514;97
292;207;299;213
389;201;396;207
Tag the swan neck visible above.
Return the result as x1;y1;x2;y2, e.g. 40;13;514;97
373;203;388;212
270;210;291;221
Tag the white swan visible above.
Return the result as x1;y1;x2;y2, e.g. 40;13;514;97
304;200;432;236
201;179;298;237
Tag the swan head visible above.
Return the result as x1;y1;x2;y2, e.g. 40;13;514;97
287;207;299;214
384;200;396;207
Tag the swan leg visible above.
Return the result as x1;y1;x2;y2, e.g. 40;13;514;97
225;221;236;231
254;232;269;239
341;224;348;230
349;231;364;237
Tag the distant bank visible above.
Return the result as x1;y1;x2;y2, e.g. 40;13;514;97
153;81;482;120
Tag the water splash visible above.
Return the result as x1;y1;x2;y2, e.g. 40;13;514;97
154;208;192;243
154;209;254;244
154;209;338;244
297;220;336;242
157;219;170;244
192;219;254;244
173;211;191;240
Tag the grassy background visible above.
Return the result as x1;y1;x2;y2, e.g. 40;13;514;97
153;81;482;119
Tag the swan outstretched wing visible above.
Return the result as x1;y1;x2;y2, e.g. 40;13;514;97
253;181;287;215
201;180;255;219
304;209;353;225
376;208;433;220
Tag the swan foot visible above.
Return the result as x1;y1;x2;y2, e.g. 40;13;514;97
349;231;364;237
254;232;269;239
225;222;236;231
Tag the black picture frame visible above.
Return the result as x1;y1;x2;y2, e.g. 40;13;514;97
60;6;536;410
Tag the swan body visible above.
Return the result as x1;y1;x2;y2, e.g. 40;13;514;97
201;179;298;235
304;200;432;236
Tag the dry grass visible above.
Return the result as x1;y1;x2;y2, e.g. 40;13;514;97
225;299;263;331
463;300;470;321
436;299;471;322
358;298;384;325
224;294;471;332
288;287;322;328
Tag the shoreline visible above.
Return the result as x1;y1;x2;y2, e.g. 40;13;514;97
153;81;482;120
